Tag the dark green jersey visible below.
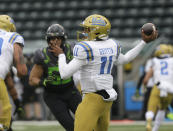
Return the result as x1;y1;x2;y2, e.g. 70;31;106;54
34;43;74;90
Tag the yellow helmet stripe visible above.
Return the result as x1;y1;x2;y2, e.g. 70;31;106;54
78;42;94;61
9;33;20;45
80;42;94;61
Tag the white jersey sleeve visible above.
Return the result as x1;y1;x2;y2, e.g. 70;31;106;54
117;40;146;64
58;54;86;79
0;31;24;79
73;42;94;62
9;32;24;47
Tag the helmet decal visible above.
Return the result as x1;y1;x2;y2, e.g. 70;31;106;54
77;14;111;41
91;17;106;26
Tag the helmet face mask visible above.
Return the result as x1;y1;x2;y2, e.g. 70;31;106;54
46;36;64;43
0;15;16;32
77;14;111;41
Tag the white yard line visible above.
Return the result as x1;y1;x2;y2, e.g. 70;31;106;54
13;120;173;126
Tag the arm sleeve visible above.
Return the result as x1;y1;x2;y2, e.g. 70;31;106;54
13;33;25;47
117;40;146;65
73;42;93;62
58;54;86;79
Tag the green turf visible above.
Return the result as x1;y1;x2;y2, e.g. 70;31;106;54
13;125;64;131
109;125;173;131
12;124;173;131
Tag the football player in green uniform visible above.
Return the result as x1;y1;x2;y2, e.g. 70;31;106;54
29;24;82;131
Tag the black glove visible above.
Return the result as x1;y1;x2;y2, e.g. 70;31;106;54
13;99;24;118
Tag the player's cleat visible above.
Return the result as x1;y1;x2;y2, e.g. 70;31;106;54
146;119;152;131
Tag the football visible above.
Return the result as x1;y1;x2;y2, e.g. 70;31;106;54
141;22;158;43
141;23;156;36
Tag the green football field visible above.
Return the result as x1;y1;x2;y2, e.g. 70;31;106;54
12;121;173;131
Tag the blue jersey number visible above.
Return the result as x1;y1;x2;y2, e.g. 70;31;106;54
100;56;113;74
160;61;168;75
0;37;3;55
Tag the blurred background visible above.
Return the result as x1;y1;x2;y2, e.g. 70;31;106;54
1;0;173;122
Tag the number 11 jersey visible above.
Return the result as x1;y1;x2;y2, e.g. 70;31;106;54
73;39;121;93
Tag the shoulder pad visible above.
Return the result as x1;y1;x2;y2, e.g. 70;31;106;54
9;32;24;46
33;49;45;65
73;41;94;61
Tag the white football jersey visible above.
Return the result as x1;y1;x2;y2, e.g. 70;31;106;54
73;39;121;93
152;57;173;85
0;29;24;80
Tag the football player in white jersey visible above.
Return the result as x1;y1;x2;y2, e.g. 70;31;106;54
0;15;27;130
50;14;158;131
134;56;155;120
144;44;173;131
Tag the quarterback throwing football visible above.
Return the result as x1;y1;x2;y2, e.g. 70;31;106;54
50;14;158;131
